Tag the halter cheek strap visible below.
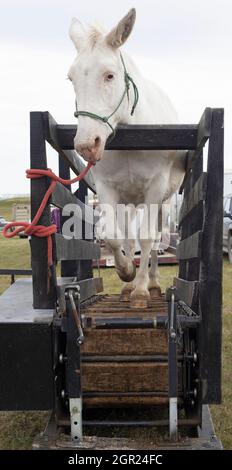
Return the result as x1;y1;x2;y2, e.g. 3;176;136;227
74;53;139;142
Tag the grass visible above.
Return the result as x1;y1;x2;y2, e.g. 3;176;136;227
0;198;232;448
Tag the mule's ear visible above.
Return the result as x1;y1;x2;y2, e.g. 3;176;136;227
106;8;136;48
69;18;86;51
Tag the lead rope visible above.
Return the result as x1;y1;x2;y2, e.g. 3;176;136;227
3;163;93;290
74;52;139;142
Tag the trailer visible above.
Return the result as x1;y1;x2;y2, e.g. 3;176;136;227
0;108;223;449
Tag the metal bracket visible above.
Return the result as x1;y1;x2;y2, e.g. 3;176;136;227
69;398;82;444
168;289;178;441
65;286;84;345
60;283;84;444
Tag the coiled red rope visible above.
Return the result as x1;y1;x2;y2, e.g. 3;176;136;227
3;162;93;269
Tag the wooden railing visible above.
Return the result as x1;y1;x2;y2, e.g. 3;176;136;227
30;108;224;405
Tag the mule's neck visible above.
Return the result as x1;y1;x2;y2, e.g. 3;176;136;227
119;51;179;125
119;51;147;125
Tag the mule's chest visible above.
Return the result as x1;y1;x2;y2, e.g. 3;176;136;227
92;150;172;202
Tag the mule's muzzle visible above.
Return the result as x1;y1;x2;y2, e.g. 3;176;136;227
75;135;102;163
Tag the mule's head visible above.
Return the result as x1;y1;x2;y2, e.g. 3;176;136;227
68;8;136;163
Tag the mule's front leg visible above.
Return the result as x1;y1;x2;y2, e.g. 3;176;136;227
148;249;162;298
106;238;136;282
130;238;153;307
129;197;161;307
96;185;136;283
120;238;136;300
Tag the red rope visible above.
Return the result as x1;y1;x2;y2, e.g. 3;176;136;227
3;162;93;269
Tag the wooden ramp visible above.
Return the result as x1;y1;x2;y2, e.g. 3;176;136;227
81;294;169;408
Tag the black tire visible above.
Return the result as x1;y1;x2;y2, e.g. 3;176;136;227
228;234;232;264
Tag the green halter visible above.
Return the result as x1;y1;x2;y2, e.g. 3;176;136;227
74;53;139;141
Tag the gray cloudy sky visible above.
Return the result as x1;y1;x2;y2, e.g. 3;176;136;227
1;0;232;194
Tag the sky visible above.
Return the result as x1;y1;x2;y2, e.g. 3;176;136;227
0;0;232;194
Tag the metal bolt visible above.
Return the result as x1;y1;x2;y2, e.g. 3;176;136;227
61;389;66;399
59;354;64;364
170;330;176;340
191;400;195;407
193;352;198;363
71;407;79;414
193;388;197;398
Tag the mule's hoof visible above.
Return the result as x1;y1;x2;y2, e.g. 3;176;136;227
130;295;149;309
116;260;136;283
149;286;162;299
120;283;134;301
120;291;131;302
130;289;150;309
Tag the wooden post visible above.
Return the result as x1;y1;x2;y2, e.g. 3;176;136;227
200;109;224;403
30;112;56;309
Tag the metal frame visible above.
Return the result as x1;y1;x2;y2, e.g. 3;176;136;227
32;404;222;450
0;108;223;449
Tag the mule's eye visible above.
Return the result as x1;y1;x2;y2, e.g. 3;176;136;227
105;73;114;82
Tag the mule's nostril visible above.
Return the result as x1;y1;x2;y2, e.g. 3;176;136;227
95;136;101;147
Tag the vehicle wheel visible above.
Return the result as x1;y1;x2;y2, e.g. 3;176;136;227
228;234;232;264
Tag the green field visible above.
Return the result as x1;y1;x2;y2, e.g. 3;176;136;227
0;198;232;449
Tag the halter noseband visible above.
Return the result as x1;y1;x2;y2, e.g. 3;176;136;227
74;53;139;142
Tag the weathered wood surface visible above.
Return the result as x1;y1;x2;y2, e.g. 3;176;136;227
79;294;169;406
55;234;100;260
200;109;224;404
179;173;207;225
82;329;167;355
83;396;169;408
179;108;211;193
57;124;198;150
30;112;56;309
82;362;168;392
176;231;202;260
57;277;103;309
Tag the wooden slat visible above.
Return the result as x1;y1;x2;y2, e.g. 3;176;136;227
82;329;167;355
51;182;95;225
42;112;96;193
186;109;212;172
179;173;207;224
84;396;168;408
58;154;79;278
179;108;211;194
82;362;168;393
56;277;103;315
79;277;103;300
55;234;100;260
57;124;198;151
51;182;79;208
176;231;202;260
173;277;199;308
